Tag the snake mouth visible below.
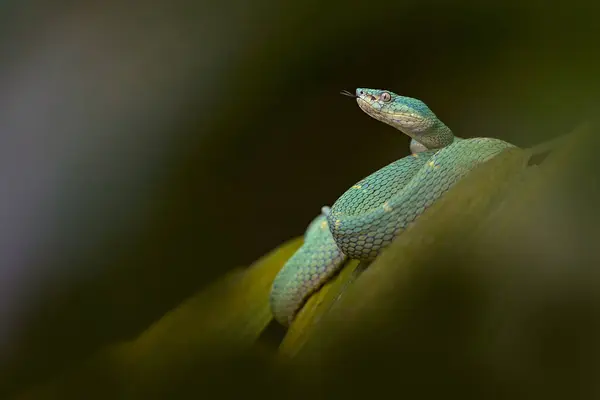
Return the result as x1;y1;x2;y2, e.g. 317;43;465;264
357;98;394;126
356;97;385;117
357;97;423;126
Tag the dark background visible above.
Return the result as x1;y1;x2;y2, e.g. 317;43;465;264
0;0;597;395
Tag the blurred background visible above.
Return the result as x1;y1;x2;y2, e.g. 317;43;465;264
0;0;597;396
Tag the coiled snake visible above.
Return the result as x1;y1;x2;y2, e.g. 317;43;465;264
270;88;515;326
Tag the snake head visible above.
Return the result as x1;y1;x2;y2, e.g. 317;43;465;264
355;88;453;149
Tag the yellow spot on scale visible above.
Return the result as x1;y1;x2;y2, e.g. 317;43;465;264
411;153;419;158
320;220;328;229
335;219;341;228
428;160;440;169
383;201;393;212
352;184;362;189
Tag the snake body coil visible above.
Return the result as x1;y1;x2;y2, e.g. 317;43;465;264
270;88;515;326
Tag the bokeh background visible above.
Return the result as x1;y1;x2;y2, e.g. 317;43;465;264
0;0;598;396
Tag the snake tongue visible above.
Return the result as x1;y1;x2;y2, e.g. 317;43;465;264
340;90;356;98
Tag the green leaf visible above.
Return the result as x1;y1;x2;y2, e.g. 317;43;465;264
16;238;303;399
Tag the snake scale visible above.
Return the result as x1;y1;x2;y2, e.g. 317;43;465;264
270;88;516;326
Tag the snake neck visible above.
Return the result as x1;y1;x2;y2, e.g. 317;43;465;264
414;119;455;150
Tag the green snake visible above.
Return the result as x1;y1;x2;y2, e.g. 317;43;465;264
270;88;515;326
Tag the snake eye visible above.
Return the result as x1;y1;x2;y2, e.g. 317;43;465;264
380;92;391;102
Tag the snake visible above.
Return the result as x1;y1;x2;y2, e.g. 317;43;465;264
270;88;516;326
